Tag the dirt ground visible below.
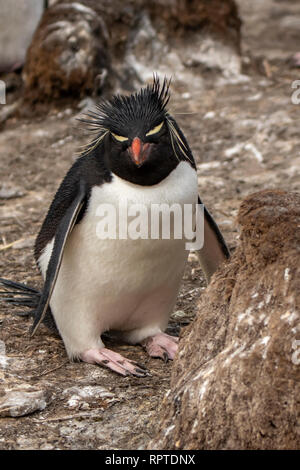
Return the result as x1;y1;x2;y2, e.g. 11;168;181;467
0;0;299;450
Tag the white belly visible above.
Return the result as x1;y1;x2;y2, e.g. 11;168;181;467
38;161;198;357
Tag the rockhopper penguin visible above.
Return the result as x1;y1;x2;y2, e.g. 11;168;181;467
0;77;229;377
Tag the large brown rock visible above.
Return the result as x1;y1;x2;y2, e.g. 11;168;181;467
150;190;300;450
23;2;110;103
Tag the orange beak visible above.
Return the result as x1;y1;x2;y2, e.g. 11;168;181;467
128;137;151;166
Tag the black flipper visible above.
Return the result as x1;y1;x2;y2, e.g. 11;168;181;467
197;196;230;283
30;180;87;336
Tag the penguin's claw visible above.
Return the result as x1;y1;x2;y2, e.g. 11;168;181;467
141;332;179;361
81;347;149;377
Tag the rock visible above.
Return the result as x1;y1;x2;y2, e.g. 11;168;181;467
0;185;24;199
62;385;117;409
23;2;110;103
150;190;300;450
0;388;51;417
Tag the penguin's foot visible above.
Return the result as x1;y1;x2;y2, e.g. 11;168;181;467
141;333;179;362
80;347;149;377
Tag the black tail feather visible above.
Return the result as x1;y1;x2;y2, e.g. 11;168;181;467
0;278;40;310
0;278;57;332
0;278;40;294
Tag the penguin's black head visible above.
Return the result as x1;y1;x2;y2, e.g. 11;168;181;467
80;76;195;185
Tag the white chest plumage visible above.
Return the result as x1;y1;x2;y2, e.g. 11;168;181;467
38;161;198;358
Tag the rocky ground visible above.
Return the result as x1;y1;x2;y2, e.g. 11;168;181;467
0;0;299;449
